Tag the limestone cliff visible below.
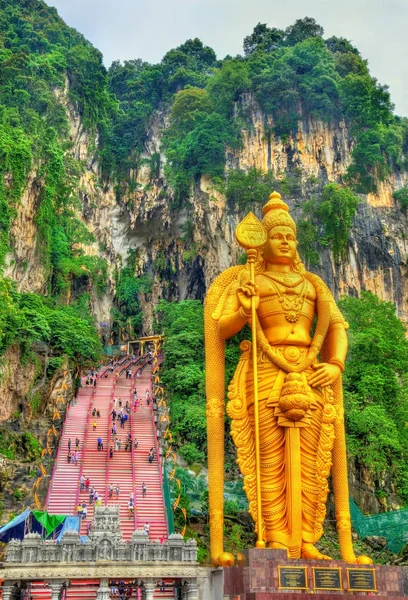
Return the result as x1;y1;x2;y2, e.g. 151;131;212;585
4;94;408;331
0;346;35;422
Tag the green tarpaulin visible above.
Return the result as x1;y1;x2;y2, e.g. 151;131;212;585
350;498;408;553
32;510;66;536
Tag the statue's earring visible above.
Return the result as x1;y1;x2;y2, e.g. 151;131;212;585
255;248;265;274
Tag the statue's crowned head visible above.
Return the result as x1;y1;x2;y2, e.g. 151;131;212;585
261;190;296;234
256;190;304;273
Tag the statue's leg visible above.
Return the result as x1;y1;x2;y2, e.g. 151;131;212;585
248;399;287;542
300;398;332;560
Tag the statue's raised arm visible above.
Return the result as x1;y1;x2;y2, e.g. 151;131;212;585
204;191;372;567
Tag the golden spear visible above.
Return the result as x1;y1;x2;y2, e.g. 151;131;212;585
236;212;267;548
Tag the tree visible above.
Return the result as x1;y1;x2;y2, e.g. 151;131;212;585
243;23;284;56
284;17;324;46
393;187;408;212
325;36;360;56
339;292;408;498
225;168;277;210
207;59;251;117
168;88;213;137
302;183;359;261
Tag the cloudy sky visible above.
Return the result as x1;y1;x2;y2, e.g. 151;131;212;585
46;0;408;116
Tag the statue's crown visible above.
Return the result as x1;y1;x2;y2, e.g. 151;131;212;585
261;191;296;233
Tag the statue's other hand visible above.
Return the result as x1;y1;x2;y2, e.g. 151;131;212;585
308;363;341;388
237;280;259;314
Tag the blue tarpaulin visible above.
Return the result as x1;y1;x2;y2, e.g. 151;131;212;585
0;510;70;543
55;516;80;542
0;509;43;543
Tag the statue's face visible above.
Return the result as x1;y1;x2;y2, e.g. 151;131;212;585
263;225;297;264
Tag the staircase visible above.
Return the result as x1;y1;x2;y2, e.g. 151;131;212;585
132;365;167;541
47;384;94;514
28;582;51;600
79;376;115;534
106;374;135;540
44;356;171;600
66;580;99;600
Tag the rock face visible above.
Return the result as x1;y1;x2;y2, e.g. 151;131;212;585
0;346;35;422
3;173;48;294
5;94;408;330
0;343;72;423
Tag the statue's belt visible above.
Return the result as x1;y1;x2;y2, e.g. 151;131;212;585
247;348;326;428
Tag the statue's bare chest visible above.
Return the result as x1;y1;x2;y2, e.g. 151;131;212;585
256;273;316;325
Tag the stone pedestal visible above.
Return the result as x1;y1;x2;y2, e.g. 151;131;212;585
223;548;405;599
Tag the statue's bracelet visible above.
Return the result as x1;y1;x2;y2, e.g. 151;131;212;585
239;307;251;319
329;358;345;372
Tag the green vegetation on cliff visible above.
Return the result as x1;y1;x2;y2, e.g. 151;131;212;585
107;18;407;200
0;0;107;369
1;0;406;336
156;300;206;464
0;0;113;304
0;276;102;363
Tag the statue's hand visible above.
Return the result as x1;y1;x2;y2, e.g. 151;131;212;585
308;363;341;388
237;279;259;315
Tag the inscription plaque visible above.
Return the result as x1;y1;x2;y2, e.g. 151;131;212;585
278;566;307;589
313;567;342;590
347;568;377;592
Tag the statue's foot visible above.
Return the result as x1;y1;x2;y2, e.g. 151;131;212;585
218;551;235;567
301;543;332;561
269;542;287;550
356;555;373;565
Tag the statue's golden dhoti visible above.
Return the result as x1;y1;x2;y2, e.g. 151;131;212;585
228;348;336;558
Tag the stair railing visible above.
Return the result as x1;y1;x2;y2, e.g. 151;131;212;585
162;463;176;534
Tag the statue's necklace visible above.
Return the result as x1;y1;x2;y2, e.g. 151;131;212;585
264;272;304;288
264;273;307;325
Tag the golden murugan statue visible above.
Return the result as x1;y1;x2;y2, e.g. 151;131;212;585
205;192;371;567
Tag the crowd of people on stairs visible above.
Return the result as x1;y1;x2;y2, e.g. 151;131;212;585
64;355;161;540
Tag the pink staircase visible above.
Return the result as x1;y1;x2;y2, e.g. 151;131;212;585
47;385;93;514
79;376;115;534
66;580;99;600
29;582;51;600
106;374;135;540
44;355;171;600
132;365;167;541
